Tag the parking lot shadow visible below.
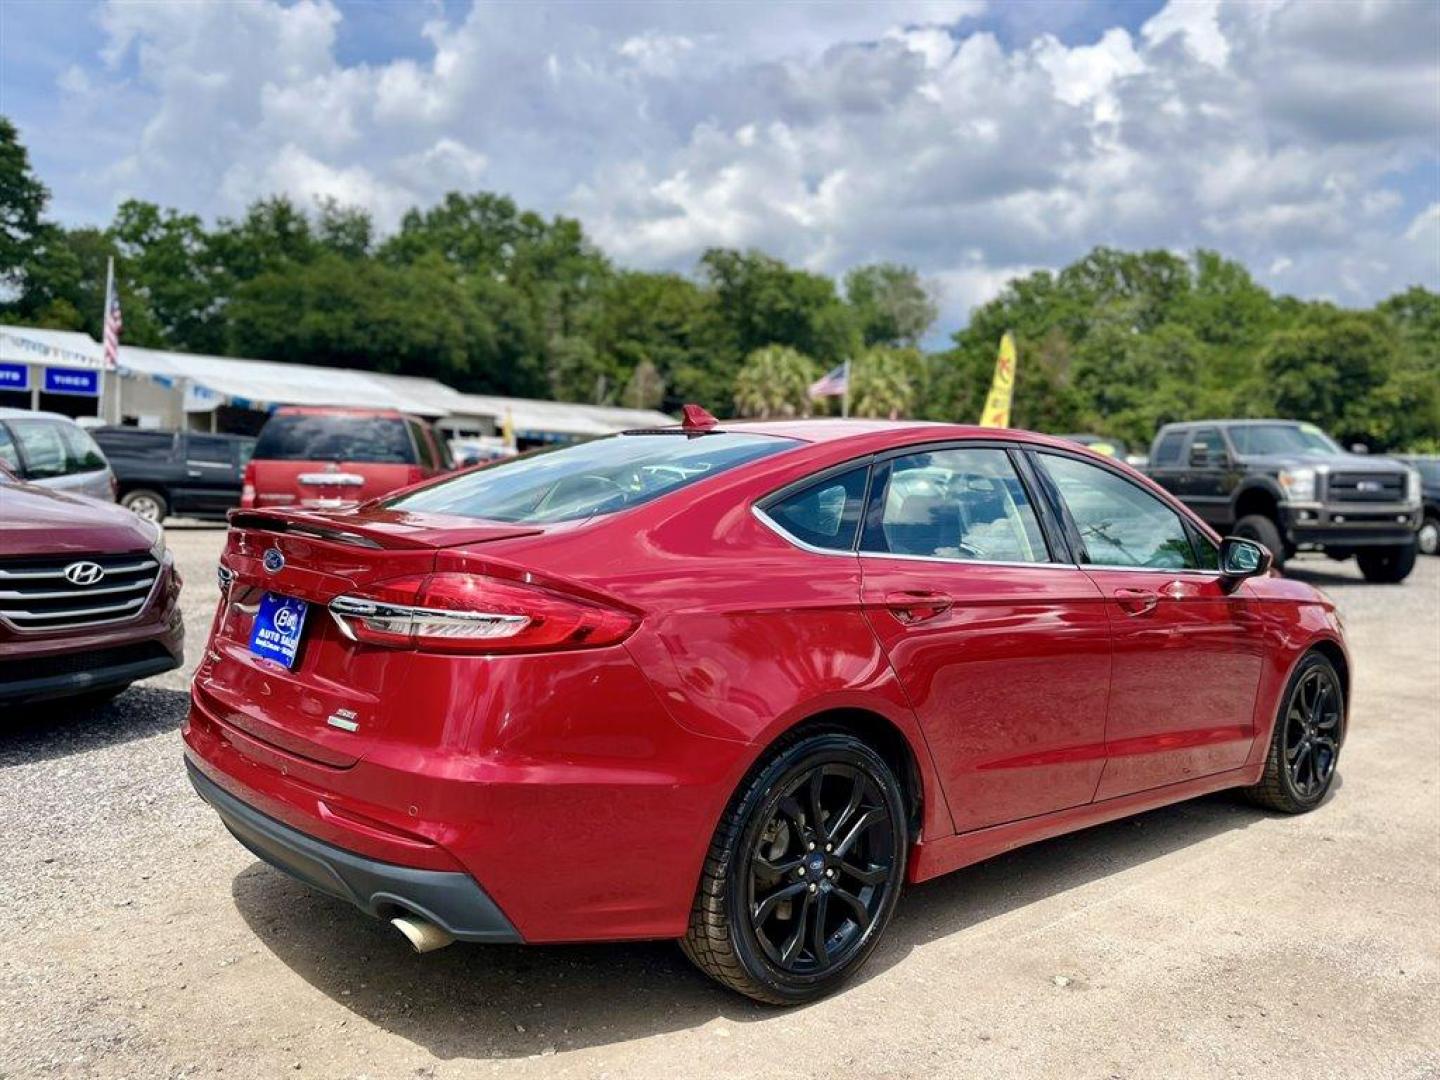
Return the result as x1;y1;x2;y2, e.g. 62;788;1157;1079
231;788;1271;1060
0;685;189;766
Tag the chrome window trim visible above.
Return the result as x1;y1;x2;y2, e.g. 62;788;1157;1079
753;505;1083;571
751;505;860;559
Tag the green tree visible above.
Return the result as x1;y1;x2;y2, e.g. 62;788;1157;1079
701;248;859;367
845;263;937;347
733;345;818;418
0;117;48;292
850;346;922;418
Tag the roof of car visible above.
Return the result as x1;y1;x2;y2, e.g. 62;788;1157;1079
1161;418;1308;429
0;407;79;422
272;405;425;420
645;417;1094;455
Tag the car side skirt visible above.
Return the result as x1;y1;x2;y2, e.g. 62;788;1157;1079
907;763;1263;884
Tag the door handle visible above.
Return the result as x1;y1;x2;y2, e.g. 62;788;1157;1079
186;468;203;477
1114;587;1158;615
884;590;952;624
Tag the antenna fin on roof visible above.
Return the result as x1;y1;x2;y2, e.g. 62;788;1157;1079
680;404;719;431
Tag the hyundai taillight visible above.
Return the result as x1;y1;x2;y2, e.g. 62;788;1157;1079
240;461;256;508
327;573;637;654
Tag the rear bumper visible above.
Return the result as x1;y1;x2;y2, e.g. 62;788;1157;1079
187;760;520;943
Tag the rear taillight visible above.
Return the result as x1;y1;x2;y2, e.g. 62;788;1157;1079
327;573;637;654
240;462;256;508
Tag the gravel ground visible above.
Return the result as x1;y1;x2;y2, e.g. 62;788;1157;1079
1;525;1437;1079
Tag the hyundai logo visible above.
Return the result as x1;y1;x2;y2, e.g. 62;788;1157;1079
262;548;285;574
62;561;106;586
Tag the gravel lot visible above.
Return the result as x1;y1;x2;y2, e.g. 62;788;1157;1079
2;525;1437;1079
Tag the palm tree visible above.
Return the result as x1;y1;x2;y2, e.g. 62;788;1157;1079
733;345;819;418
850;346;921;419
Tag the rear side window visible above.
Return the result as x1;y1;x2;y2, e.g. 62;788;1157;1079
8;419;107;479
95;429;173;457
1151;430;1185;466
409;420;439;470
862;447;1049;563
762;467;869;551
254;414;417;464
390;432;796;524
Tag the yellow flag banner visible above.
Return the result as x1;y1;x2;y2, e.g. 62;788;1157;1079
978;331;1017;428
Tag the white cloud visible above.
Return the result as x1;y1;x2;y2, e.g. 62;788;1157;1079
21;0;1440;330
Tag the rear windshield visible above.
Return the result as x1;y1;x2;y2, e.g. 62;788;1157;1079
389;432;796;524
253;414;416;464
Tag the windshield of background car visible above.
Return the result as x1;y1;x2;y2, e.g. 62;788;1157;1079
1227;423;1341;457
253;414;416;464
389;432;798;524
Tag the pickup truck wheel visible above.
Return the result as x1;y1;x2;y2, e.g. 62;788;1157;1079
1356;544;1417;583
121;488;168;523
1234;514;1285;570
1419;516;1439;557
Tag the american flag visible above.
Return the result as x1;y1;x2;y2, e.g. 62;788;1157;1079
808;360;850;399
102;256;122;370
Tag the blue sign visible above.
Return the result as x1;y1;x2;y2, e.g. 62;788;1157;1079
43;366;100;396
0;362;27;390
249;592;309;669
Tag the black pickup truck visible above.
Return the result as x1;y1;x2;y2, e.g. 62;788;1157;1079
92;427;255;524
1146;419;1422;582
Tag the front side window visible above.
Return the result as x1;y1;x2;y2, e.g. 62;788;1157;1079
1189;427;1227;464
254;414;417;464
861;447;1048;563
8;419;106;479
390;432;797;524
1039;453;1198;569
763;466;869;551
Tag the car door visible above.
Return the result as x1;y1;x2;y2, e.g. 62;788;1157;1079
857;443;1112;833
1181;427;1235;529
180;434;244;515
1031;450;1265;799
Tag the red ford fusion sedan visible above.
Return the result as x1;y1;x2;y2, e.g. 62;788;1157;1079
184;412;1349;1004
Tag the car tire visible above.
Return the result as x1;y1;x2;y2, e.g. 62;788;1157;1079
681;730;908;1005
1234;514;1286;570
1419;516;1439;557
1356;544;1417;583
1244;652;1344;814
121;488;169;524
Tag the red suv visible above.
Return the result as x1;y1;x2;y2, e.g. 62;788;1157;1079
1;467;183;706
242;407;451;511
185;416;1349;1003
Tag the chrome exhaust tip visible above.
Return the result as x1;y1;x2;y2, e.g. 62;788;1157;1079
390;914;455;953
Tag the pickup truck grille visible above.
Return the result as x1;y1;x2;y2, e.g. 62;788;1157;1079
1328;471;1407;503
0;553;161;631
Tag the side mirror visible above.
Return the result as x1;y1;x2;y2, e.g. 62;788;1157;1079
1219;536;1273;589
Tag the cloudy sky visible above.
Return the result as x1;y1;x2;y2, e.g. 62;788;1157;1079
2;0;1436;336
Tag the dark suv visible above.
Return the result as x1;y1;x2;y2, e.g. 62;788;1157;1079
1147;419;1422;582
92;427;255;523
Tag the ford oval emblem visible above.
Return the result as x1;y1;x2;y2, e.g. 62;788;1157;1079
262;548;285;574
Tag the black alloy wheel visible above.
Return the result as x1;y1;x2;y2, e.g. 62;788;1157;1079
682;731;908;1004
1245;652;1344;813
